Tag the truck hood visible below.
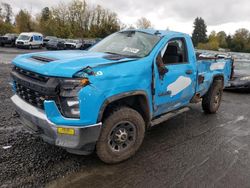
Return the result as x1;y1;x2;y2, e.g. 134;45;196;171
12;50;137;77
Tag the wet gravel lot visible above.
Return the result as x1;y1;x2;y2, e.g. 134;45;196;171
0;47;250;188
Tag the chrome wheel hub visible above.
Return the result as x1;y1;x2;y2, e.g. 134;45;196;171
114;128;128;144
108;121;136;152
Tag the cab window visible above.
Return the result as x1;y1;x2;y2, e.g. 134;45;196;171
161;38;188;64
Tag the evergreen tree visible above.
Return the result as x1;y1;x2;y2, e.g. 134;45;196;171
15;9;34;32
192;17;207;47
41;7;50;22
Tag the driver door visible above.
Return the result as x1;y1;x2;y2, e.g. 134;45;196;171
153;38;196;116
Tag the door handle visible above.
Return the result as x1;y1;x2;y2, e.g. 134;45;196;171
185;69;193;75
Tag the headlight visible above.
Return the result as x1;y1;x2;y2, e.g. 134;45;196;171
240;76;250;81
60;78;90;90
60;97;80;118
59;78;90;118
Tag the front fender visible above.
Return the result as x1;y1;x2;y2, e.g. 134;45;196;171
97;90;152;122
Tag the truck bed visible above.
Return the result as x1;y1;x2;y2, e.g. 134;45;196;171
196;58;233;96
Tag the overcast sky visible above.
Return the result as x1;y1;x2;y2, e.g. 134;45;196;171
2;0;250;35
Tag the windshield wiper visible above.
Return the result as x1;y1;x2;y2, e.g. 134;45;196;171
123;54;140;58
104;51;140;58
104;51;124;56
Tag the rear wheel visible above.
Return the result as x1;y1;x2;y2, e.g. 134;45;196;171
96;107;145;164
202;79;223;114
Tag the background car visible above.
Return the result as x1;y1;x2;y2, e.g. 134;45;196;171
64;39;83;49
215;53;232;59
46;38;66;50
15;32;43;49
80;39;99;50
0;33;19;47
226;61;250;91
43;36;57;47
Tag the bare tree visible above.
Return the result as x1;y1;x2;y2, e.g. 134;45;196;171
1;2;13;23
136;17;152;29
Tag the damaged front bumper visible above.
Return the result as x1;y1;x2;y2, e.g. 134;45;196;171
11;94;102;155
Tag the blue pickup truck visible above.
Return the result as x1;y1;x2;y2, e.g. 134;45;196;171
11;29;233;163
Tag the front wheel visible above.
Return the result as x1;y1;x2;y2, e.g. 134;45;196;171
202;79;223;114
96;107;145;164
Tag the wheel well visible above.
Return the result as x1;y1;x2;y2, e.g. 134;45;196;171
100;95;151;127
213;75;224;86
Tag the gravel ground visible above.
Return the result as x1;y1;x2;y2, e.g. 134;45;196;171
1;48;250;188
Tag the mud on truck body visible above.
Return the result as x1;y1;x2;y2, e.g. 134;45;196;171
11;29;233;163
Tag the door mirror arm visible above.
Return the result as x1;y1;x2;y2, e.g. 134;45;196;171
156;53;168;80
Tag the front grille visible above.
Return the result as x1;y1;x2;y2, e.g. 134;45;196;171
12;67;60;110
65;44;75;49
13;66;49;82
15;82;59;109
17;41;24;45
0;37;7;41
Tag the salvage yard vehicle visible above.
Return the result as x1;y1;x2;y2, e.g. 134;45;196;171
43;36;57;47
0;33;19;47
10;29;233;164
65;39;83;49
46;38;66;50
15;32;43;49
226;61;250;91
80;39;100;50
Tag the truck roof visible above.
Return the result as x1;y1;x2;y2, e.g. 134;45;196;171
121;29;188;37
19;32;43;36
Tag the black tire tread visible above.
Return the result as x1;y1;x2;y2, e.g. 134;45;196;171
202;79;223;114
96;106;145;164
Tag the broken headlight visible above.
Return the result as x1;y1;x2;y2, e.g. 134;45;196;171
59;78;89;118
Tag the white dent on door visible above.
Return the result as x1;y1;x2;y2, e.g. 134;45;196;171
167;76;192;97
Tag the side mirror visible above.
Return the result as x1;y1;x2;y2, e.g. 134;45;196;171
156;53;168;79
30;37;33;42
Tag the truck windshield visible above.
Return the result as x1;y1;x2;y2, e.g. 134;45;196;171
18;35;30;41
89;31;161;58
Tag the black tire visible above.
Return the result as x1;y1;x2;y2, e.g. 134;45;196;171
29;44;32;49
96;107;145;164
202;79;223;114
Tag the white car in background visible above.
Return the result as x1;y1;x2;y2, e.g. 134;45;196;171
64;39;83;49
15;32;43;49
